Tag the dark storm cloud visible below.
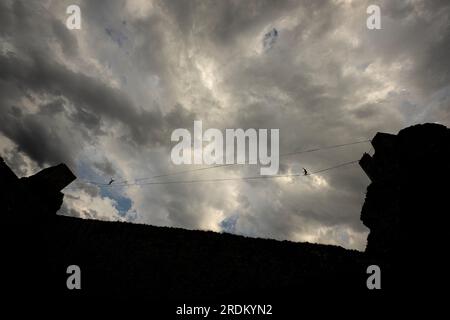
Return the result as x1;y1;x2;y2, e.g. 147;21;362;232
38;98;66;116
1;0;449;249
0;52;185;146
411;25;450;95
177;0;449;245
364;0;450;97
164;0;327;44
0;103;74;166
0;0;196;168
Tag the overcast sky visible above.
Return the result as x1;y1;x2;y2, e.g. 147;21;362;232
1;0;449;250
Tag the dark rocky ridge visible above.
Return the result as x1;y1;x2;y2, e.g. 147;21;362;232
2;123;449;302
359;123;450;292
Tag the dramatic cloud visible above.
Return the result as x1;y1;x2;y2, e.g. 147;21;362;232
1;0;449;250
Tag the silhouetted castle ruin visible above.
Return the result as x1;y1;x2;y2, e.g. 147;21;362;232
2;123;449;301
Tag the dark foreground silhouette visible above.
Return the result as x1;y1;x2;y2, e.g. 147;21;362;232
2;123;449;304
